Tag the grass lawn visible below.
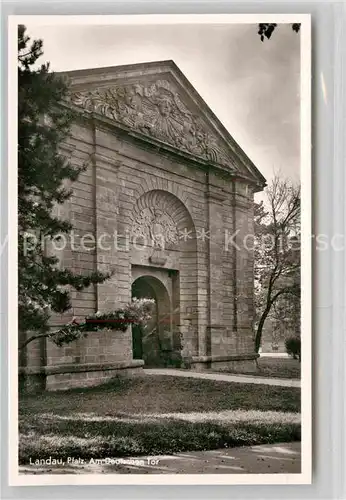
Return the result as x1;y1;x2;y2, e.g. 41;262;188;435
19;375;301;464
224;357;301;380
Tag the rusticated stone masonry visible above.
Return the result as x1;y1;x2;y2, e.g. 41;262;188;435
19;60;266;392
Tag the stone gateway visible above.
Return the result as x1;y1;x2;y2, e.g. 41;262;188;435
19;61;266;392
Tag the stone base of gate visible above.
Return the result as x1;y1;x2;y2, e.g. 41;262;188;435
190;354;260;373
19;360;144;394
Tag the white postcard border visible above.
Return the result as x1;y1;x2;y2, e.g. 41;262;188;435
7;13;311;487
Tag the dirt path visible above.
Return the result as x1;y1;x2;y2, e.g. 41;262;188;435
19;442;301;475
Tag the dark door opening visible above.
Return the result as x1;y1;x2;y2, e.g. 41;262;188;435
131;275;173;367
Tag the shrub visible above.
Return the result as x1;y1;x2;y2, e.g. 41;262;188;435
285;336;301;361
51;298;155;346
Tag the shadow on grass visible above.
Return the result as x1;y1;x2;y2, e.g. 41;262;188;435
20;375;301;416
225;357;301;380
19;416;301;464
19;375;301;464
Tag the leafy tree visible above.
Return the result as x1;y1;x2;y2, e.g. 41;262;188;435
271;287;301;338
258;23;301;41
254;176;300;353
18;25;110;347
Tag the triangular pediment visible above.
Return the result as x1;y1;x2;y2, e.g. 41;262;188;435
63;61;266;189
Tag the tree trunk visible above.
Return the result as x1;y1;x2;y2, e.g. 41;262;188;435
254;306;272;353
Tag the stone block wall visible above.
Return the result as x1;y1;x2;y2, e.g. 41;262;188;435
46;329;132;367
19;328;140;392
20;108;261;391
45;365;142;392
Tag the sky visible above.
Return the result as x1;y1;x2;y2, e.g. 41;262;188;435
26;22;301;192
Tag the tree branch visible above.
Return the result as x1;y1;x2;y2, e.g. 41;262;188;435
19;331;55;351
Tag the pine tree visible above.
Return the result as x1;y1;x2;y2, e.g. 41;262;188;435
18;25;110;343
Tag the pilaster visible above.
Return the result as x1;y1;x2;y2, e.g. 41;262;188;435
93;139;122;311
232;180;256;353
206;174;227;356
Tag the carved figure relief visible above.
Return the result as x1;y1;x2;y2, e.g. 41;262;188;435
69;79;235;168
131;207;179;249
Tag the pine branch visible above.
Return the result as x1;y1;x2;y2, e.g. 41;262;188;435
18;26;112;335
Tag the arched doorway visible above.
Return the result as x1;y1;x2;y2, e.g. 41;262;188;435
130;189;198;361
131;275;177;367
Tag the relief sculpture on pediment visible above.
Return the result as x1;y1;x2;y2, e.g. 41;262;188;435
69;79;235;169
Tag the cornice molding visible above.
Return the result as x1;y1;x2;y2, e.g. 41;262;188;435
91;152;122;170
60;61;266;191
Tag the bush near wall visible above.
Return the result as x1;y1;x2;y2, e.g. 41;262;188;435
285;336;301;361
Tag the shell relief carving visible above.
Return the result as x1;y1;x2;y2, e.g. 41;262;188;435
131;207;179;250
